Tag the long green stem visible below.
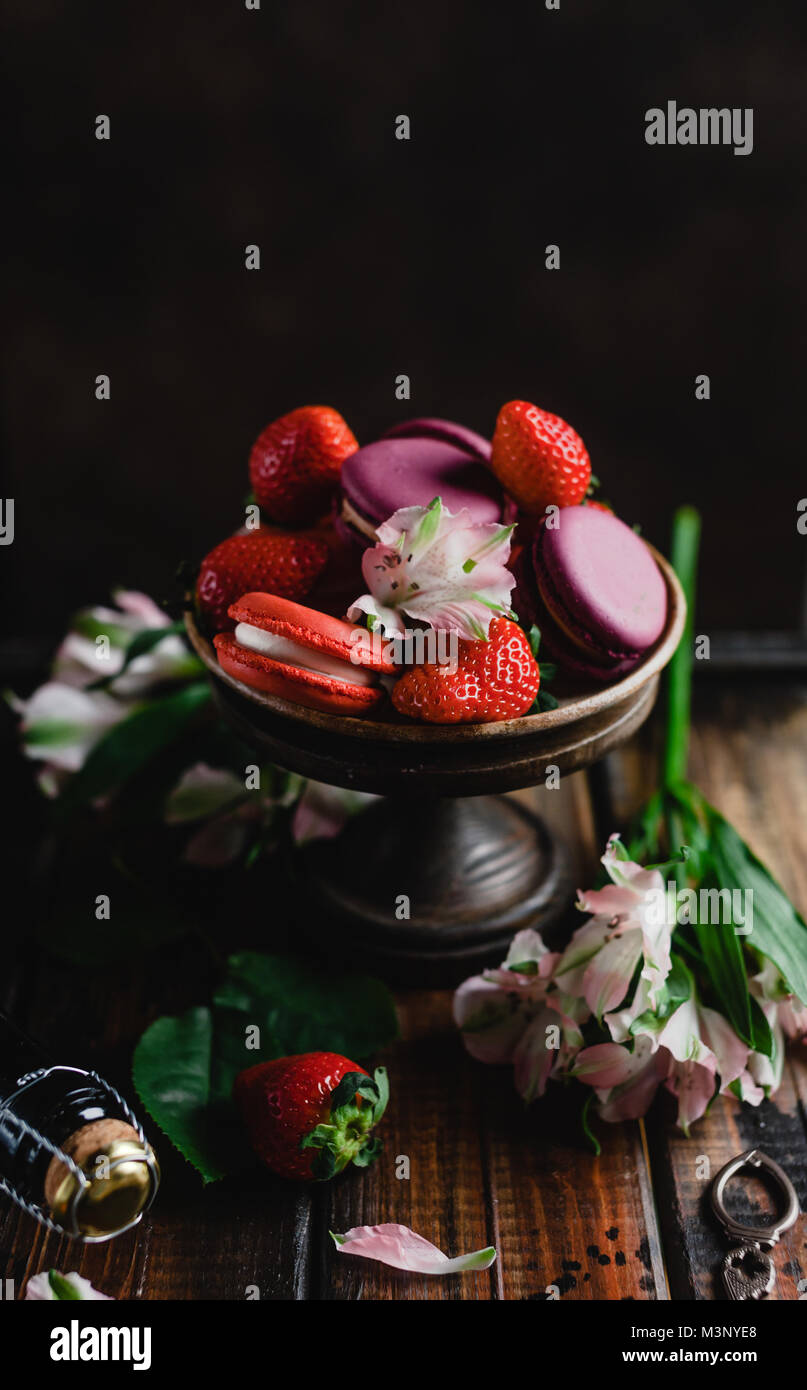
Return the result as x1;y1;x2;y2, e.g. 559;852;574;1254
663;506;701;788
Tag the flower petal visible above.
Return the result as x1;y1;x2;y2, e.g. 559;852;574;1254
17;682;133;772
698;1006;748;1088
663;1056;716;1133
573;1042;642;1088
24;1270;112;1301
331;1224;496;1274
164;764;247;824
553;919;611;995
292;782;378;845
582;928;643;1017
453;976;529;1064
513;1008;560;1101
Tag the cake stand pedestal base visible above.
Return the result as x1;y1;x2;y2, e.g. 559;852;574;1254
296;793;573;982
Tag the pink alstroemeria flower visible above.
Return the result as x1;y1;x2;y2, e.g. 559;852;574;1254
348;497;515;640
554;835;672;1020
453;929;585;1102
577;994;760;1132
573;1037;668;1122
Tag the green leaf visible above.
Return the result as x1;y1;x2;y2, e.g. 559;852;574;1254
133;954;399;1182
132;1007;238;1184
215;953;399;1059
87;621;191;690
748;996;775;1060
57;681;211;812
527;625;542;659
664;506;701;786
706;802;807;1005
683;862;753;1046
72;613;134;646
48;1270;82;1301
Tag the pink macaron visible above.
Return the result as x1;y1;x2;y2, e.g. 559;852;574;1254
381;416;492;462
513;506;668;682
213;593;396;715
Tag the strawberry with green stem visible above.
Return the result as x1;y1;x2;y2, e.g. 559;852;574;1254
233;1052;389;1182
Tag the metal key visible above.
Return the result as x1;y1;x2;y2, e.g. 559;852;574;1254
710;1148;800;1300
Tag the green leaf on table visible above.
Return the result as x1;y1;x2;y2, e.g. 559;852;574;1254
133;1007;240;1184
214;952;400;1060
87;621;192;691
56;681;211;812
133;953;399;1182
706;802;807;1005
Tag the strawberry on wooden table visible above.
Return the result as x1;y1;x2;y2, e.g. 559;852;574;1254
196;530;329;629
249;405;359;525
392;616;541;724
490;400;591;515
233;1053;389;1182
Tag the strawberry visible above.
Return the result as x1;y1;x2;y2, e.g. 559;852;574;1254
249;405;358;525
391;616;540;724
490;400;591;515
196;530;329;629
233;1053;389;1182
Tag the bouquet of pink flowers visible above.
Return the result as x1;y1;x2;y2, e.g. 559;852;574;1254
454;510;807;1137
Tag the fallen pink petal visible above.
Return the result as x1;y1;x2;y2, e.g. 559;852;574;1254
331;1224;496;1274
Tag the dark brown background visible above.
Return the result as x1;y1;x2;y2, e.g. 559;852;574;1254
3;0;806;635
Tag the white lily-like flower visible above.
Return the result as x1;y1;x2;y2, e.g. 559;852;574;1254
11;681;137;795
12;590;202;795
348;498;515;640
53;589;198;696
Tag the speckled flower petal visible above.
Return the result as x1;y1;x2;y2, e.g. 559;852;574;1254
331;1224;496;1274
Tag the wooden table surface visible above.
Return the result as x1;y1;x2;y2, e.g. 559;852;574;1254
2;676;806;1300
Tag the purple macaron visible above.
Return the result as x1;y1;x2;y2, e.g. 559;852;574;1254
513;505;668;683
338;422;502;546
381;416;492;463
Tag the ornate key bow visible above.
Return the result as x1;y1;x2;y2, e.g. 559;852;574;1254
709;1148;800;1300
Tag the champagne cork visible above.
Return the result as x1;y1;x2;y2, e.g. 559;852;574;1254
44;1119;142;1210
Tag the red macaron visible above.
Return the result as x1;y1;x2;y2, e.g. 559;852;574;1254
213;593;396;715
